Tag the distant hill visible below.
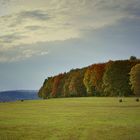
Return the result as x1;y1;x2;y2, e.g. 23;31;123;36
0;90;40;102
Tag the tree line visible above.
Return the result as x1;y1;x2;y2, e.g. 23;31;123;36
38;57;140;98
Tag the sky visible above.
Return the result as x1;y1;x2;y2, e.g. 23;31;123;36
0;0;140;91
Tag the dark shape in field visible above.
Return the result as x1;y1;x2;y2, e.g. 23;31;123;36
136;98;139;102
119;99;122;102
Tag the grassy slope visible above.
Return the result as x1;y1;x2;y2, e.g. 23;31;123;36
0;97;140;140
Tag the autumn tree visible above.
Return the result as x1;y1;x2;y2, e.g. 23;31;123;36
38;77;54;99
83;65;95;96
62;69;86;97
90;63;106;96
102;60;139;96
51;74;65;97
63;72;72;97
130;64;140;96
83;63;106;96
68;69;87;97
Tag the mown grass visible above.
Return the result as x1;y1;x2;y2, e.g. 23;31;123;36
0;97;140;140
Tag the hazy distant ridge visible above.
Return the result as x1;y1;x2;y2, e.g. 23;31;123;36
0;90;39;102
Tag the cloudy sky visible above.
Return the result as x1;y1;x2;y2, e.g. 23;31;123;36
0;0;140;90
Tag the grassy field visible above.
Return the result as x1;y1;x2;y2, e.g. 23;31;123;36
0;97;140;140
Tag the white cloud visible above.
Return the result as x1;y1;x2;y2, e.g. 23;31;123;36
0;0;140;62
0;43;49;63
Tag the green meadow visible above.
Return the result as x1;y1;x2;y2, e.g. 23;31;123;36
0;97;140;140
